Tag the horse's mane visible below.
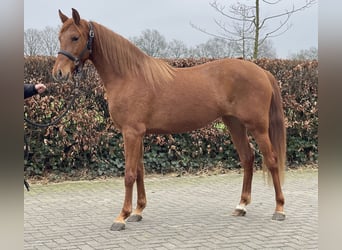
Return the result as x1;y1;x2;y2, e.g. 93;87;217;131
91;21;175;87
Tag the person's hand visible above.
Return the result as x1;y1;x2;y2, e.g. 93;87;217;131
35;83;47;94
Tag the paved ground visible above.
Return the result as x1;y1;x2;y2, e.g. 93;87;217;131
24;169;318;249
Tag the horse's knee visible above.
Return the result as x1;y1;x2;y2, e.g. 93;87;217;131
241;149;255;168
238;143;255;170
260;146;277;170
264;156;278;172
137;163;144;178
125;171;137;186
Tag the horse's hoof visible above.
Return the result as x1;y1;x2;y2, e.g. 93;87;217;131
232;205;247;216
110;222;126;231
232;208;247;216
127;214;143;222
272;211;286;221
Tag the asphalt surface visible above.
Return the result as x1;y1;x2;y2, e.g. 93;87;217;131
24;169;318;249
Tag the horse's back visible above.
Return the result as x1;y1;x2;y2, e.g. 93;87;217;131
174;58;273;113
144;58;273;133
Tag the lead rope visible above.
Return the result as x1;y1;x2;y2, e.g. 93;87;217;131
24;133;30;191
24;72;82;191
24;22;94;191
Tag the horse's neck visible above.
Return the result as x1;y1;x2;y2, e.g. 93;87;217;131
88;24;173;88
89;25;138;84
90;49;121;85
91;57;112;82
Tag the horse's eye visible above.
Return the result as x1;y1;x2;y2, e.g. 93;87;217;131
71;36;79;42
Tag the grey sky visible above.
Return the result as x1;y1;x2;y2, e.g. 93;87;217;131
24;0;317;58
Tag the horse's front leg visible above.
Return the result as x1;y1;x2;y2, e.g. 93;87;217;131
110;128;145;231
127;141;147;222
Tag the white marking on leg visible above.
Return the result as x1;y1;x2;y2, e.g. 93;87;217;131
235;204;247;212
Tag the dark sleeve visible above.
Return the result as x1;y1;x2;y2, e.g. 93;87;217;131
24;84;38;99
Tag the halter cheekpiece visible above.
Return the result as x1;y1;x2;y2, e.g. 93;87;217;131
58;22;94;73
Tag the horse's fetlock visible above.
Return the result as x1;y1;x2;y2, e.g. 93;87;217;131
137;198;147;209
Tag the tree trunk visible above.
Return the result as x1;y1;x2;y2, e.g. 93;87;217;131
253;0;260;59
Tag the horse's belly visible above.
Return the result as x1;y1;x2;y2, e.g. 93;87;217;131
146;105;220;134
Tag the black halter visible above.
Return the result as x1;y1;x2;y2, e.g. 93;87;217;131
58;22;94;73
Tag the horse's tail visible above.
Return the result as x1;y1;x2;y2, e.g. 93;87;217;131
264;70;287;185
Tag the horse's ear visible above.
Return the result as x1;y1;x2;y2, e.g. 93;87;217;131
72;8;81;26
58;9;69;23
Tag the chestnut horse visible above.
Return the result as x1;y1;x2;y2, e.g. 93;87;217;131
53;9;286;231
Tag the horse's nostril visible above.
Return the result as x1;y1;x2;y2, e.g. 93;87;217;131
53;69;63;81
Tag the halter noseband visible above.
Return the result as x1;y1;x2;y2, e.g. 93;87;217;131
58;22;94;72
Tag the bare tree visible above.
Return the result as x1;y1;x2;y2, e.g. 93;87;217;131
166;39;189;58
191;0;317;59
290;46;317;60
40;26;60;56
24;26;60;56
190;38;239;58
24;28;42;56
258;39;277;58
130;29;168;57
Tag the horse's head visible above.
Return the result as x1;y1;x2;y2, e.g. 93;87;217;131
52;8;94;81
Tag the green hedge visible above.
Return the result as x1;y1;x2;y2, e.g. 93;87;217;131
24;57;318;178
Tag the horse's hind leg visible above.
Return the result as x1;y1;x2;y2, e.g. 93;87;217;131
127;142;147;222
223;116;255;216
251;129;285;221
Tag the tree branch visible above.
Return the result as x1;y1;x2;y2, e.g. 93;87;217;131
260;0;317;29
190;21;241;42
259;17;292;46
262;0;282;5
212;19;254;40
191;0;317;58
209;1;254;23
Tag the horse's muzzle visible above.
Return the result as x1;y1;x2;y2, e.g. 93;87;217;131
52;68;71;82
